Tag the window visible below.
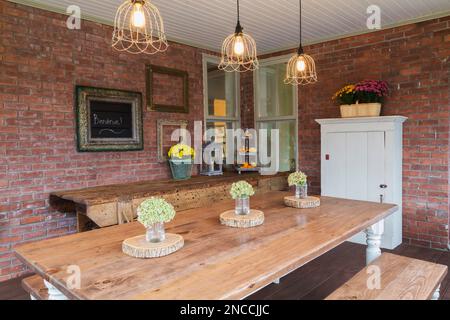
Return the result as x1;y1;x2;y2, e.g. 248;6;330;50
254;56;298;172
203;54;240;160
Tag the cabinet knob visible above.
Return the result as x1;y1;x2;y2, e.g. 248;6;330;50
380;184;387;189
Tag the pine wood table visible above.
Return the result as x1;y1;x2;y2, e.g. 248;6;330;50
15;191;398;300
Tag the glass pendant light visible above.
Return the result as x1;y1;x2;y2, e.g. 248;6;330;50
285;0;317;85
112;0;168;55
219;0;259;72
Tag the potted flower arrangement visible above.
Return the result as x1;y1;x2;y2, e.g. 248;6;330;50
288;171;308;199
168;143;195;180
333;80;389;118
137;197;176;243
230;181;255;215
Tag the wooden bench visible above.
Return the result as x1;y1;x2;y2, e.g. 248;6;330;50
326;253;448;300
22;275;48;300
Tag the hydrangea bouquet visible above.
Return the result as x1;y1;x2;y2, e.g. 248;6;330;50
288;171;307;186
137;197;176;243
230;181;255;199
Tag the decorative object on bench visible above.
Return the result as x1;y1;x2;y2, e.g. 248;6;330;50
237;129;259;174
333;80;389;118
146;65;189;113
284;171;320;208
168;143;195;180
326;253;448;300
200;138;224;176
122;198;183;258
75;86;144;152
220;180;264;228
112;0;168;55
157;119;188;163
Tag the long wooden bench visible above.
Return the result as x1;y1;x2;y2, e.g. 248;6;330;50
326;253;448;300
22;274;48;300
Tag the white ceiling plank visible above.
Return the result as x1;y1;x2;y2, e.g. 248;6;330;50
6;0;450;54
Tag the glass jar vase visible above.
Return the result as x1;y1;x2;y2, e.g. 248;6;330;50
235;197;250;215
295;184;308;199
146;222;166;243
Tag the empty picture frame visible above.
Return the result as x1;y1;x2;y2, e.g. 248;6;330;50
75;86;144;152
146;65;189;113
157;119;188;162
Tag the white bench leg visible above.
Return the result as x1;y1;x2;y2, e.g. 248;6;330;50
432;285;441;300
30;294;36;300
273;279;280;284
365;220;384;265
44;280;68;300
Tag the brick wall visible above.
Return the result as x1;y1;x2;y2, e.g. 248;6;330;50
242;17;450;250
1;1;449;282
0;1;210;281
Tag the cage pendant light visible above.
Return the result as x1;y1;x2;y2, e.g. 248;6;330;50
285;0;317;85
112;0;168;55
219;0;259;72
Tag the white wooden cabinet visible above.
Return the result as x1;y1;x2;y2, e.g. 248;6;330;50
316;116;407;249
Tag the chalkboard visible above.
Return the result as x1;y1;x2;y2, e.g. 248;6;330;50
90;100;133;139
76;86;143;152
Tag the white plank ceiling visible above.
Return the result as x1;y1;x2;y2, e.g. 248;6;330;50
8;0;450;54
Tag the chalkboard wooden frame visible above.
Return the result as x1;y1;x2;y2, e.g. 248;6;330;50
146;65;189;113
75;86;144;152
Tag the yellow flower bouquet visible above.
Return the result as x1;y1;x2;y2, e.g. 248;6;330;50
168;143;195;180
168;144;195;159
332;84;356;105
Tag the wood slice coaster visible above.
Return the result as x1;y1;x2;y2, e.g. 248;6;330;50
220;210;264;228
284;196;321;209
122;233;184;259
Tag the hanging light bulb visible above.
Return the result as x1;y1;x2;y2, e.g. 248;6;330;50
112;0;168;55
233;36;245;55
285;0;318;85
131;3;145;28
296;57;306;72
219;0;259;72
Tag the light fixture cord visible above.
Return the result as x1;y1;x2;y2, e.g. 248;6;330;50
237;0;240;23
298;0;304;54
235;0;243;34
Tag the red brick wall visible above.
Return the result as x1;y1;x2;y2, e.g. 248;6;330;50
0;1;210;281
242;17;450;250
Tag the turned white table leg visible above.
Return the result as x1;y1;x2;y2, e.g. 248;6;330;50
365;220;385;265
432;285;441;300
273;279;280;284
44;280;68;300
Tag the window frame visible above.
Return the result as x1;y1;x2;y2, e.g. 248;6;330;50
253;54;299;170
202;54;241;128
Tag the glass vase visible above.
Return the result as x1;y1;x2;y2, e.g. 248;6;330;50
295;185;308;199
146;222;166;243
235;197;250;215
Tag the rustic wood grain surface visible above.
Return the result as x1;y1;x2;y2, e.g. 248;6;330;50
326;252;448;300
15;191;397;300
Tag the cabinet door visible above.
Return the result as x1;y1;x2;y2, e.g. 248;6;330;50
345;132;368;201
367;132;386;203
322;131;386;202
322;132;346;198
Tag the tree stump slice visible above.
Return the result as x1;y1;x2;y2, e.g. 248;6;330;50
284;196;320;209
122;233;184;259
220;210;264;228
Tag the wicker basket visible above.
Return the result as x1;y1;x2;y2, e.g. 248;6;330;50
168;158;193;180
340;103;381;118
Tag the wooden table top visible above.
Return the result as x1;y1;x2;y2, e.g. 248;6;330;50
50;172;288;206
15;191;398;300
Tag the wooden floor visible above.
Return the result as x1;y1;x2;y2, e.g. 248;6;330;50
1;242;449;300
